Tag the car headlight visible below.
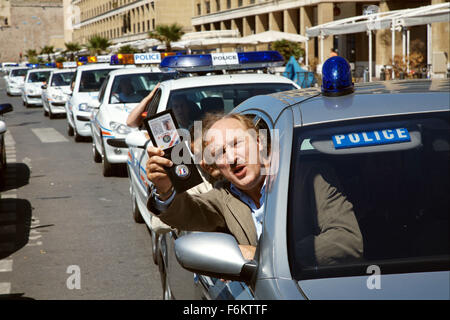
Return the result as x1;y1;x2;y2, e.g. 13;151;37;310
50;93;64;101
78;103;90;111
110;121;131;135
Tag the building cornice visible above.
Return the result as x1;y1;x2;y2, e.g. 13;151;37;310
75;0;150;28
192;0;375;25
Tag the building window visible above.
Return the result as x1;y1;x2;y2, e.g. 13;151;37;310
238;0;243;7
197;4;201;15
205;1;210;14
216;0;220;11
227;0;231;9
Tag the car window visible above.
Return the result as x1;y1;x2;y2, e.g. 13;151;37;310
27;71;51;83
10;69;28;77
288;114;450;280
97;75;109;103
51;72;74;87
79;69;116;92
109;72;176;104
167;82;295;129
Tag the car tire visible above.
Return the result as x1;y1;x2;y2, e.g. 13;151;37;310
92;142;102;163
49;109;55;119
67;123;74;136
132;189;144;224
74;127;83;142
151;229;159;265
158;251;173;300
102;139;114;177
44;108;49;117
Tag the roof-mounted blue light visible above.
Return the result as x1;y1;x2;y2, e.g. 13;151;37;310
321;56;354;97
160;51;284;73
26;63;40;68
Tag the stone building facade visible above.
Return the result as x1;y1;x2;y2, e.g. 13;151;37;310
71;0;195;45
0;0;64;62
192;0;449;77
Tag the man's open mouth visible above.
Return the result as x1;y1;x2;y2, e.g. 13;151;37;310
232;165;246;178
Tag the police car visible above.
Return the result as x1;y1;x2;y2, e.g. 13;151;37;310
161;57;450;299
5;67;29;96
123;51;299;281
42;65;76;119
21;68;54;107
65;62;134;142
90;66;177;176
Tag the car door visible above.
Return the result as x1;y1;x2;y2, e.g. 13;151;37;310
91;76;108;148
134;87;162;211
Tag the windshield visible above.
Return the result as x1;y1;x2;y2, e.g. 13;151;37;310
79;69;116;92
109;72;176;104
167;82;296;129
288;114;450;280
51;72;74;87
11;69;28;77
27;71;51;83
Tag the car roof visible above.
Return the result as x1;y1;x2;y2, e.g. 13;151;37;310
76;63;121;71
51;68;76;74
235;79;450;127
27;68;55;73
107;67;166;77
162;73;297;91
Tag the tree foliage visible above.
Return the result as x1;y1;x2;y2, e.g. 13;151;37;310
271;39;305;63
148;23;184;52
86;35;111;55
118;45;140;54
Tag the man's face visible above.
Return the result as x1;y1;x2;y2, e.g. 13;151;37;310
205;118;264;192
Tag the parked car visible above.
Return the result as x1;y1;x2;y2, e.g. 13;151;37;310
0;103;13;187
168;77;450;299
42;68;75;118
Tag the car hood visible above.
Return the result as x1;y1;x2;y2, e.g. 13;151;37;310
23;82;44;92
103;103;138;124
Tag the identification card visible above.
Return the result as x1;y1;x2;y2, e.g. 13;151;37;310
144;109;203;194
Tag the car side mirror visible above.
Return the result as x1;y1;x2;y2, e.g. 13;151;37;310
41;85;47;90
125;130;148;149
0;103;13;115
0;120;6;135
174;232;257;282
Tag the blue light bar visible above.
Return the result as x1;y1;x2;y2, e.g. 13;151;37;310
44;63;56;68
160;51;284;72
26;63;40;68
321;56;354;97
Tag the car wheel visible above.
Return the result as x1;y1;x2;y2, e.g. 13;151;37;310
92;141;102;163
151;229;159;265
74;127;83;142
132;189;144;223
67;122;74;136
49;109;55;119
158;253;173;300
102;139;114;177
43;109;49;117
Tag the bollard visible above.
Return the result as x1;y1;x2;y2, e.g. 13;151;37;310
363;68;369;82
380;68;386;81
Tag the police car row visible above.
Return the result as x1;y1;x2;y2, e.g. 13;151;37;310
122;56;449;300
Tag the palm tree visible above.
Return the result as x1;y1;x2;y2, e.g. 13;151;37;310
25;49;38;60
86;35;111;56
148;23;184;52
118;45;140;54
40;45;55;62
64;42;82;61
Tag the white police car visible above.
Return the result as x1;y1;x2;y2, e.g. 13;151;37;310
164;57;450;300
21;68;54;107
65;63;134;142
124;51;299;272
6;67;29;96
42;67;76;118
90;67;177;176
